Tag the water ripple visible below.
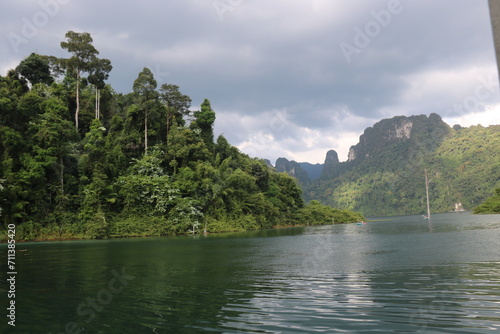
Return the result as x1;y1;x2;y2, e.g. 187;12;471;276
218;262;500;333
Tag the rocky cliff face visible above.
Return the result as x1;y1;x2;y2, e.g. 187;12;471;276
282;114;450;182
324;150;339;165
321;150;340;179
275;158;310;183
274;158;324;182
278;113;500;216
346;113;446;163
263;159;273;168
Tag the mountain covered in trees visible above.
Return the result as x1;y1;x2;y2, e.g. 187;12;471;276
279;114;500;217
0;31;364;241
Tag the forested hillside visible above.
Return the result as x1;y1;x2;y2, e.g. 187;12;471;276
0;31;363;241
302;115;500;217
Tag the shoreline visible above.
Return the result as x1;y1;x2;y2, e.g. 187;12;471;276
0;221;363;244
6;210;497;244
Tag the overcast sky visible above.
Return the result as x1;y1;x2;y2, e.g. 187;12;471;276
2;0;499;164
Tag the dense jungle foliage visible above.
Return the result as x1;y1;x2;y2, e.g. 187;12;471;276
0;32;363;241
303;115;500;217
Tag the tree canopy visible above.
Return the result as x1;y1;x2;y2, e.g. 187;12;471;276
0;31;363;241
60;31;111;130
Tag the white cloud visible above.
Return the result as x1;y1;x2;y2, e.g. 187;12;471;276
443;104;500;128
216;107;375;164
0;61;19;75
1;0;499;165
394;66;500;116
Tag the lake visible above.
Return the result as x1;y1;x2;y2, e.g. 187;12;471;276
1;212;500;333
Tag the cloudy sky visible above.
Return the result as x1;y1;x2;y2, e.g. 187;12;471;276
1;0;499;164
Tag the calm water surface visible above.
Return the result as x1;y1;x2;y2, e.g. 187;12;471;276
1;213;500;333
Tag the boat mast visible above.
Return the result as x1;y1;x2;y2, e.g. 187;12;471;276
424;168;431;219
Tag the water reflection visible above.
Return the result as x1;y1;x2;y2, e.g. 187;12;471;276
218;263;500;333
1;213;500;333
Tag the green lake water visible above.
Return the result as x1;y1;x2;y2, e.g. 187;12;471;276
1;212;500;333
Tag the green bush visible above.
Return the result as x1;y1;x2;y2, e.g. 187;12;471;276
109;216;174;238
474;188;500;214
299;200;364;225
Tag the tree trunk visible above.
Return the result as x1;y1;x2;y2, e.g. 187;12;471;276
75;69;80;129
98;89;101;119
59;156;64;205
166;113;170;147
95;88;99;119
145;110;148;154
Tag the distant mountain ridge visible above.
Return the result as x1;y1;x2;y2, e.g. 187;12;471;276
276;113;500;216
274;158;323;182
298;162;323;180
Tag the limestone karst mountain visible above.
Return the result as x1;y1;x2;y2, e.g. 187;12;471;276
278;113;500;216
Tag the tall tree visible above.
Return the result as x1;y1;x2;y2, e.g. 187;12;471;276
88;58;112;119
133;68;159;154
60;31;99;130
0;73;29;131
28;97;78;205
159;83;191;132
192;99;216;149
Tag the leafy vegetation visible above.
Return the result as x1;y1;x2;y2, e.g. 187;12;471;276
0;31;363;241
298;200;364;225
302;116;500;217
474;188;500;214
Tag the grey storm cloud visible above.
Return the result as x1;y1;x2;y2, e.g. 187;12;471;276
1;0;499;163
